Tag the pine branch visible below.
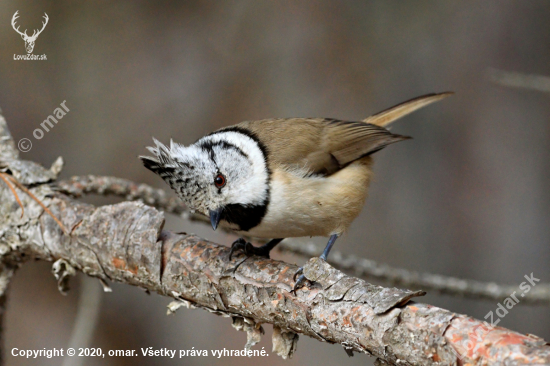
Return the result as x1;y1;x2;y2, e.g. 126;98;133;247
56;175;550;304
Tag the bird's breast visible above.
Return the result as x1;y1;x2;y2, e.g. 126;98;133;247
240;160;373;239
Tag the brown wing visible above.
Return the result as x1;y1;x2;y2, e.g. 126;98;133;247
322;120;410;168
232;118;407;176
228;92;452;175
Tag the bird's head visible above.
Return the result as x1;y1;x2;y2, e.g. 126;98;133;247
140;130;270;231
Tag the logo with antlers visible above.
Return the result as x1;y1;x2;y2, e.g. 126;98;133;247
11;11;49;54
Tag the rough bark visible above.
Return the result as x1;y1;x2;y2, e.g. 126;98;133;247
57;175;550;304
1;115;549;365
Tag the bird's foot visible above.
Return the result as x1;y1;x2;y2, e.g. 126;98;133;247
228;238;273;260
290;267;310;295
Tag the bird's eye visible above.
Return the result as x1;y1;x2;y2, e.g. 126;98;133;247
214;173;226;188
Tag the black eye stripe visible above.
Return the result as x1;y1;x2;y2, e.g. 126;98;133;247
199;140;248;162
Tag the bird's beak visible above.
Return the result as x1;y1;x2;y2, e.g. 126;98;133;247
209;208;223;231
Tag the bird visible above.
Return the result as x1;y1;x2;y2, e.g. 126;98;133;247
140;92;452;293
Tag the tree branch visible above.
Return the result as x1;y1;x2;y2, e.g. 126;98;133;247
487;68;550;93
2;114;550;365
56;175;550;304
62;275;103;366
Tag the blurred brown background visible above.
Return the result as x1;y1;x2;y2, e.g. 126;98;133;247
1;1;549;365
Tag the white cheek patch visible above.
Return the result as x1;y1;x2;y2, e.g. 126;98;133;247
199;131;269;206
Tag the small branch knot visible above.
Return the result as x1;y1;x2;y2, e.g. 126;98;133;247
272;326;299;360
231;317;264;351
52;259;76;295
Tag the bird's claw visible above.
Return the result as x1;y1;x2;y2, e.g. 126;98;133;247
228;238;250;260
228;238;271;260
291;267;309;295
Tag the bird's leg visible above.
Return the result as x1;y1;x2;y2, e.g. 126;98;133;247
292;234;339;294
319;233;339;261
229;238;284;260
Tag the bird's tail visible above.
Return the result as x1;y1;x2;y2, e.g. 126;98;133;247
364;92;453;127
